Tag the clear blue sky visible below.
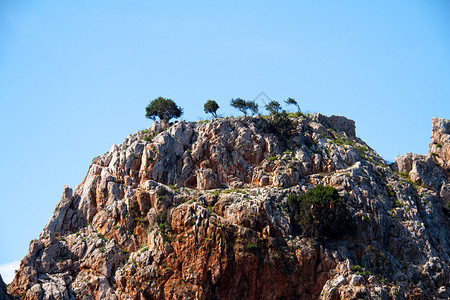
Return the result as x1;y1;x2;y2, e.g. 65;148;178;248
1;0;449;274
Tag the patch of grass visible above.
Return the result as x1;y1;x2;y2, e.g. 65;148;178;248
267;156;277;162
436;143;442;148
246;243;258;249
156;213;173;243
99;246;105;253
335;137;345;146
97;233;107;242
351;265;363;272
393;199;404;208
397;172;409;179
350;265;371;277
406;178;420;191
385;184;396;198
207;206;215;215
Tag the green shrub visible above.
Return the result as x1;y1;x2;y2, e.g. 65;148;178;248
351;265;371;277
156;213;172;243
385;184;396;198
246;243;258;249
393;200;404;208
288;185;353;238
268;111;293;138
267;156;277;162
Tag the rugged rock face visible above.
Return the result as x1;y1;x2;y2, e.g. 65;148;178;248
0;274;11;300
9;114;450;299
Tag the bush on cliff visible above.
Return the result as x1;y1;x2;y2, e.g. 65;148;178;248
264;100;293;139
288;185;354;238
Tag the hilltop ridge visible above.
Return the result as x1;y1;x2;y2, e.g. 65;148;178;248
6;113;450;299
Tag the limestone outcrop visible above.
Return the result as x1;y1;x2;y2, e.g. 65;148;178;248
8;115;450;299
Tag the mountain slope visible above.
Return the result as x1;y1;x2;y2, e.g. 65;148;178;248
8;114;450;299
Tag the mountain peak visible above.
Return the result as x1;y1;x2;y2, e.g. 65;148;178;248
8;114;450;299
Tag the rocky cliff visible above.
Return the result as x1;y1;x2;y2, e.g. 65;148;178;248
8;114;450;299
0;274;11;300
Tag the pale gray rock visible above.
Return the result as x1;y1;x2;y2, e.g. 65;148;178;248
196;168;219;190
395;152;413;174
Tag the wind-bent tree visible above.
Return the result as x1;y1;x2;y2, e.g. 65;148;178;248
145;97;183;126
285;97;301;113
204;100;220;118
230;98;259;116
230;98;248;116
265;100;282;114
246;100;259;116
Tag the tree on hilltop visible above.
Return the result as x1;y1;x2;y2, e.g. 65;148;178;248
265;100;282;115
204;100;220;118
230;98;248;116
246;100;259;116
230;98;259;116
285;97;301;113
145;97;183;126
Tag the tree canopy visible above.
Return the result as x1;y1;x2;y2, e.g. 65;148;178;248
285;97;301;112
265;100;282;114
145;97;183;124
288;185;353;238
204;100;220;118
246;100;259;116
230;98;259;116
230;98;248;116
